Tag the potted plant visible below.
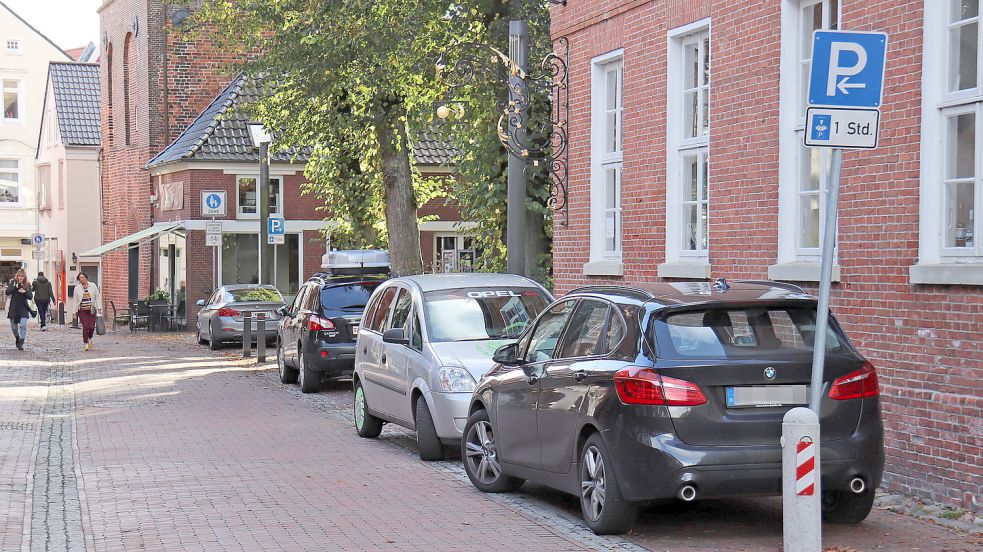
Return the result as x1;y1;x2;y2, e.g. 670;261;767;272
145;288;171;305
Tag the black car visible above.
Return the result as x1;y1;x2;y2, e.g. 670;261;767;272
277;274;387;392
462;281;884;535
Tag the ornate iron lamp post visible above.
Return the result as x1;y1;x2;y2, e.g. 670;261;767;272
435;19;569;277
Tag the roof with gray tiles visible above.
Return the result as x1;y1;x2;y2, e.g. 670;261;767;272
48;62;101;147
147;74;457;169
414;130;459;166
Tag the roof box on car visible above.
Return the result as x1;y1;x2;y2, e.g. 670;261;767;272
320;249;391;275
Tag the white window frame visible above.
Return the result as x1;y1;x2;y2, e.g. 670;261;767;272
235;175;284;219
585;49;626;276
5;40;20;54
217;229;304;294
662;19;712;279
0;158;21;206
1;78;24;122
773;0;842;282
912;3;983;286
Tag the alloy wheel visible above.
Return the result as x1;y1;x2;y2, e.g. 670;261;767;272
354;385;366;430
581;445;607;522
277;344;286;377
465;421;502;485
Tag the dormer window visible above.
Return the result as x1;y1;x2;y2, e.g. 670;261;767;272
5;40;19;54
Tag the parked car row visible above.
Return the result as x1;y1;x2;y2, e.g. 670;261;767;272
350;277;884;535
196;252;884;536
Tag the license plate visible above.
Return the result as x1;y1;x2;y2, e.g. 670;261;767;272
352;325;360;335
726;385;808;408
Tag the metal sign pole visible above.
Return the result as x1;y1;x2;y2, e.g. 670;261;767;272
808;148;843;413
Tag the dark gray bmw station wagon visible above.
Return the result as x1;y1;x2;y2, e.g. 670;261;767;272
462;281;884;534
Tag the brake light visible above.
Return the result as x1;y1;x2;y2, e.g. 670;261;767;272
309;316;336;332
614;367;707;407
829;361;879;400
217;307;240;317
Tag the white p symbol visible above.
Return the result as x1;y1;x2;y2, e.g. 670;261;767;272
826;42;868;96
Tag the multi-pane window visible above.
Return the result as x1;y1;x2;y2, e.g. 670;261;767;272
0;159;20;204
941;2;983;255
796;0;837;255
2;79;22;121
680;30;710;254
600;60;623;256
5;40;19;54
237;176;282;218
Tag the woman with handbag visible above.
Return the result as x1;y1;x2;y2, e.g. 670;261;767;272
70;272;102;351
5;268;33;351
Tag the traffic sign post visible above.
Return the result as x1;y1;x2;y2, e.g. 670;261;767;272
785;29;888;552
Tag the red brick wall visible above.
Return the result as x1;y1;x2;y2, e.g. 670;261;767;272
100;0;233;309
551;0;982;512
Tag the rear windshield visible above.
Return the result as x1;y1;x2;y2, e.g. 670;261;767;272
424;288;550;342
224;288;283;303
653;306;847;359
320;282;381;314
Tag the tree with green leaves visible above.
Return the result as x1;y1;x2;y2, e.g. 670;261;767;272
186;0;557;280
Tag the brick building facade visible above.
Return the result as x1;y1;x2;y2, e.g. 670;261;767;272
96;1;469;319
97;0;238;310
550;0;981;512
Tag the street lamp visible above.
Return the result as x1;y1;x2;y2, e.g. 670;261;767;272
247;122;273;285
435;30;569;277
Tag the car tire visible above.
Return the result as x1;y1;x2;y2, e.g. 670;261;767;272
579;433;637;535
821;488;875;524
353;378;383;438
298;347;320;393
415;397;445;461
277;341;298;384
196;328;207;345
461;409;523;493
208;323;222;350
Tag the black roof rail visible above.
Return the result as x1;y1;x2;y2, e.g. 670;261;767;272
566;285;655;301
733;280;807;294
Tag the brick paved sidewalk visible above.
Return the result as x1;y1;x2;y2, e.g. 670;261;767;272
1;325;978;551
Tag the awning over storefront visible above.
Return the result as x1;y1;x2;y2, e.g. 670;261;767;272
78;221;186;257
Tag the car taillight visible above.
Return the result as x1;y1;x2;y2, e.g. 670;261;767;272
614;367;707;407
217;307;240;317
829;361;879;400
309;316;336;332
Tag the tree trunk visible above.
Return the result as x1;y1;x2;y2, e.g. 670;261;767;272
376;110;424;276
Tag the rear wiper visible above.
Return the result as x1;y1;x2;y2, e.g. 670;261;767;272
337;304;366;310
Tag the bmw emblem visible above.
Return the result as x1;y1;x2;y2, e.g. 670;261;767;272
764;367;777;380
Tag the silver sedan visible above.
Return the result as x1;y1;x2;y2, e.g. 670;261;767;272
196;284;286;350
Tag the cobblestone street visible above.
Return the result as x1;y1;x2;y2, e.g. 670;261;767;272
0;325;978;551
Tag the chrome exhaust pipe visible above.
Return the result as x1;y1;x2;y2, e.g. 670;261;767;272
678;485;697;502
849;477;866;494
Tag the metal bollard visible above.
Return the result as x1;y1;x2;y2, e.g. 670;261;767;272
58;301;65;325
256;313;266;363
242;311;252;358
782;407;821;552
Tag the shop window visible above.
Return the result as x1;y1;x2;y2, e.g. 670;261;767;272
220;233;299;295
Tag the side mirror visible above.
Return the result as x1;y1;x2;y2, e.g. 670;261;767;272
382;328;409;345
275;305;288;316
492;342;523;366
196;299;206;307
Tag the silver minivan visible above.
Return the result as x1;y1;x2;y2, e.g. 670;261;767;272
352;274;553;460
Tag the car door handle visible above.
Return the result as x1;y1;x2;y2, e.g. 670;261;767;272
363;347;367;354
381;354;387;364
574;370;589;383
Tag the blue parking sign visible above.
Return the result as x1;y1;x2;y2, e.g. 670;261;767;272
808;31;887;108
267;217;285;235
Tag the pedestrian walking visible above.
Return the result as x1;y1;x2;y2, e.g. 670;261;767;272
32;271;54;331
5;268;33;351
70;272;101;351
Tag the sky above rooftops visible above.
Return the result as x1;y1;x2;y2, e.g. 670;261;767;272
4;0;100;53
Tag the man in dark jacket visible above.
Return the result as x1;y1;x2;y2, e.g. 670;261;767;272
32;272;54;330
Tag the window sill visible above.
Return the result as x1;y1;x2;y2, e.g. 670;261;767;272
657;261;711;279
768;262;841;283
583;260;624;277
909;263;983;286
